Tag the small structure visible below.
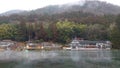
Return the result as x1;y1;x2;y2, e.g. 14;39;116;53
70;39;81;49
41;42;62;50
25;42;43;50
25;42;62;50
68;38;111;50
0;40;16;50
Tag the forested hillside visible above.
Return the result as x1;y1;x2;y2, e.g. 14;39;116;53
0;0;120;48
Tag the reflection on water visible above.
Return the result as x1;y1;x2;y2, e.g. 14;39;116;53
70;50;111;62
0;50;119;68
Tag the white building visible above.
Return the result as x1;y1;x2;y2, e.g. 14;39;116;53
69;39;111;49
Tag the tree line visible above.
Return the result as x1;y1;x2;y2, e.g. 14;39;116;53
0;20;114;43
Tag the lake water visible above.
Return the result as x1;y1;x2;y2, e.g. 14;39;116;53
0;50;119;68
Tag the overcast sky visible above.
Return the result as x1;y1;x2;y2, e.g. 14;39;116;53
0;0;120;13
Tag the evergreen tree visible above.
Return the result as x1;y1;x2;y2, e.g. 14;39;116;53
110;15;120;49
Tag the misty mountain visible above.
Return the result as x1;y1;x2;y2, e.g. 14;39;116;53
0;0;119;24
1;0;120;16
27;0;120;15
0;10;25;16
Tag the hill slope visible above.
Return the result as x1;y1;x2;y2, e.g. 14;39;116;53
29;0;120;15
0;10;25;16
0;0;119;23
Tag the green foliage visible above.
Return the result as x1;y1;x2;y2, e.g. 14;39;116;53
110;27;120;49
56;20;87;43
86;24;109;40
0;20;113;46
0;24;17;40
110;15;120;49
14;22;28;41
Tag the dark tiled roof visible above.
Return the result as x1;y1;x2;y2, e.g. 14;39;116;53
79;41;107;45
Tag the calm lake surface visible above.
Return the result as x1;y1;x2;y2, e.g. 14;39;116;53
0;50;119;68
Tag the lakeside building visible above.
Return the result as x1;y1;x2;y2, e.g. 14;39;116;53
0;40;17;50
25;42;43;50
41;42;61;50
65;38;111;50
25;42;62;50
